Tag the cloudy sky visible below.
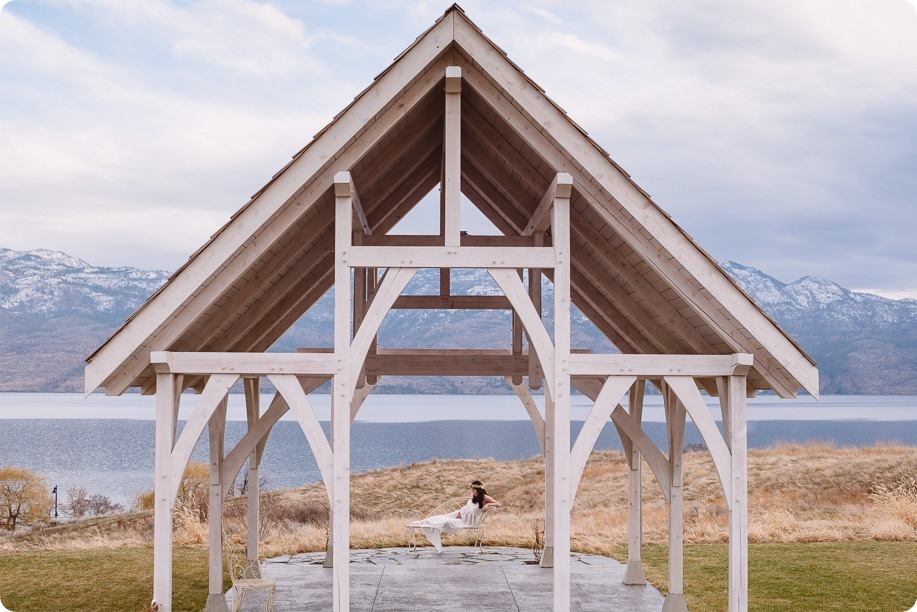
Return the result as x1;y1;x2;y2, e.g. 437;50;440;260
1;0;915;298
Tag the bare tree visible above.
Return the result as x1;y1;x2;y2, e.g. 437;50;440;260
87;494;124;516
64;486;91;519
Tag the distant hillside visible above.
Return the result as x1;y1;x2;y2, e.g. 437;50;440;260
0;247;914;393
721;261;917;394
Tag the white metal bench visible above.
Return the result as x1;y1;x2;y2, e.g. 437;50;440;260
404;496;498;553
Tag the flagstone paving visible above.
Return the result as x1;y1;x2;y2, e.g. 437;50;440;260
229;546;664;611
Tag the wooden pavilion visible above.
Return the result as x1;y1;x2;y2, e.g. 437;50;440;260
85;6;818;612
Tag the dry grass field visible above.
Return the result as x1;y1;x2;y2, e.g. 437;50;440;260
2;443;915;611
4;442;914;557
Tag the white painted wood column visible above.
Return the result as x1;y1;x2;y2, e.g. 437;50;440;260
205;398;229;612
624;379;648;585
541;390;555;568
551;179;572;611
528;233;544;390
243;378;262;576
153;372;179;612
443;66;461;247
728;375;749;612
332;172;354;611
663;389;688;612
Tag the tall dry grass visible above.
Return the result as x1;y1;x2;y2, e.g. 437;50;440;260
2;443;914;556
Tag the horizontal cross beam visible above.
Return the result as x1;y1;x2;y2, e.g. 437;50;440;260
347;246;557;268
569;353;754;377
150;351;338;376
391;295;512;309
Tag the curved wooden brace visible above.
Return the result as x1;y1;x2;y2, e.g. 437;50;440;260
169;373;238;506
569;375;635;502
221;392;288;498
349;267;417;394
611;405;671;502
221;376;331;498
487;268;555;390
505;377;545;454
665;375;733;509
349;382;375;424
269;374;334;501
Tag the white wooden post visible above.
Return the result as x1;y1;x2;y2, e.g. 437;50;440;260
663;388;688;612
205;398;229;612
728;375;749;612
541;390;555;568
443;66;461;246
551;178;572;611
354;233;367;390
243;378;262;576
512;272;524;385
153;372;178;612
332;172;354;611
624;379;647;585
528;233;544;390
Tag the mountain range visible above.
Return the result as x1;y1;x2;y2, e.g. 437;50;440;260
1;247;914;394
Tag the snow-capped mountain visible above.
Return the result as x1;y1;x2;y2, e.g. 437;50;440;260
721;261;916;394
0;248;169;316
1;248;914;393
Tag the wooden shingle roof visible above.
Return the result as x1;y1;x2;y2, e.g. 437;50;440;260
86;5;817;399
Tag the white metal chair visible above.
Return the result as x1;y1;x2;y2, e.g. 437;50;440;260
225;547;276;612
404;496;499;553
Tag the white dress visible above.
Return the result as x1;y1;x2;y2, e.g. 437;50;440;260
408;499;482;553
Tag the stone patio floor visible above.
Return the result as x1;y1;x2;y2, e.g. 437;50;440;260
229;546;664;611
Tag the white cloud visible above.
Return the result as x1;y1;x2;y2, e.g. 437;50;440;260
0;0;915;292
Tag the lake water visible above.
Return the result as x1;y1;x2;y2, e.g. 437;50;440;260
0;393;914;507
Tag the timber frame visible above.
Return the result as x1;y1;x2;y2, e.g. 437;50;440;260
87;6;816;612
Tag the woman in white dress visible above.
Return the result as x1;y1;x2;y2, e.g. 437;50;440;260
409;480;501;553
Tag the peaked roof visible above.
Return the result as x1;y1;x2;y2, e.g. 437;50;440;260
86;5;817;399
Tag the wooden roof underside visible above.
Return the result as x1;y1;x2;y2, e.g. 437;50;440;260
86;6;817;399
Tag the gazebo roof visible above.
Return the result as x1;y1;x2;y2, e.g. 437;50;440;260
85;4;817;399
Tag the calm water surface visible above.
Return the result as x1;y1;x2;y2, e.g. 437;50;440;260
0;393;914;507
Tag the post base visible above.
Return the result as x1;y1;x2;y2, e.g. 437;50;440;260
204;593;229;612
323;544;333;568
623;559;647;585
539;545;554;568
662;593;689;612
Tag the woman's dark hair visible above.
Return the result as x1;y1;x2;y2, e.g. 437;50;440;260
470;480;486;509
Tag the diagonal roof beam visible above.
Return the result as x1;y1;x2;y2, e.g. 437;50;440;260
570;212;721;356
453;51;804;397
90;40;456;395
523;173;573;237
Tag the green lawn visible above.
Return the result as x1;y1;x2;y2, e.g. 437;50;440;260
0;546;225;612
1;542;915;611
636;541;917;611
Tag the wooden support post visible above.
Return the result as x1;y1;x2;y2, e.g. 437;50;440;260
332;172;354;611
443;66;462;247
243;378;262;576
366;268;379;385
541;390;555;569
662;389;688;612
728;375;749;612
205;398;229;612
354;233;367;390
551;177;572;612
624;380;647;585
153;372;178;612
528;233;544;390
512;270;523;385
